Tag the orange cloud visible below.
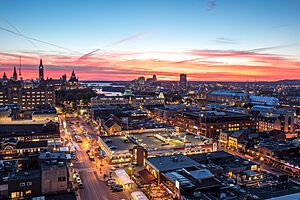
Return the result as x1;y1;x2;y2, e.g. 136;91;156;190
0;48;299;81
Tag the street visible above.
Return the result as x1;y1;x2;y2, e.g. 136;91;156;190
74;145;130;200
62;116;131;200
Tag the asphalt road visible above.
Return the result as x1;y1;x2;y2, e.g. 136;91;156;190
63;117;131;200
74;143;130;200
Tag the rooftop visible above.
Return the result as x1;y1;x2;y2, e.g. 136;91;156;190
39;151;69;160
209;90;247;97
99;131;213;153
245;181;300;200
100;135;136;151
9;169;41;181
189;169;214;180
146;154;201;172
0;121;59;138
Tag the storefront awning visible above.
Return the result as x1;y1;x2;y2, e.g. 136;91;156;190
137;169;156;184
131;191;149;200
115;169;134;185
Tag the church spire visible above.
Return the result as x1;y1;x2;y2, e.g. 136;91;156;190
69;69;78;82
39;58;44;80
13;66;18;80
2;72;7;80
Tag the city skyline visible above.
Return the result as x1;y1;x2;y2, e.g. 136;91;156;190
1;0;300;81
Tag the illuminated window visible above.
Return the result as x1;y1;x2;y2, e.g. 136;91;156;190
25;190;31;195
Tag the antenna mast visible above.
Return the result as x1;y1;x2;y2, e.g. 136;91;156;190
19;56;22;77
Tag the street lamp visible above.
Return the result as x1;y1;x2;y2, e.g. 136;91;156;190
128;166;132;179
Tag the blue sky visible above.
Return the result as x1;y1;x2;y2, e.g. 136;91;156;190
0;0;300;81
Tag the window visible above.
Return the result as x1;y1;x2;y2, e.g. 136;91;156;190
20;182;25;187
58;177;66;182
11;192;23;198
25;190;31;195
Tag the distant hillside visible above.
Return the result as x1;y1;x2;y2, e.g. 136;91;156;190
274;80;300;84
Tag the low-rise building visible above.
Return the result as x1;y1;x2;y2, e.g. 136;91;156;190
145;154;220;199
252;106;295;133
103;119;122;135
98;135;146;165
41;160;68;194
90;93;165;108
206;90;247;106
98;131;216;165
227;131;248;150
131;93;165;107
8;169;41;199
198;110;255;139
153;104;185;124
91;95;129;107
0;121;60;159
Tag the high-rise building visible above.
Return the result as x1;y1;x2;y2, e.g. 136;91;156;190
39;59;44;80
179;73;187;88
0;80;55;109
153;74;157;82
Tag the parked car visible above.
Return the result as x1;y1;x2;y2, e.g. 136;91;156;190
79;181;84;189
112;186;123;192
73;172;80;179
76;177;81;184
88;153;95;161
111;184;123;190
107;179;116;186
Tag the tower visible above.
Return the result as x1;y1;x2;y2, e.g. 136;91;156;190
12;66;18;80
19;56;22;77
68;69;79;89
153;74;157;82
2;72;7;80
179;74;187;88
69;69;77;82
39;59;44;80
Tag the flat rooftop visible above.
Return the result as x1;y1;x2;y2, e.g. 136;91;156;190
245;181;300;200
187;151;256;170
9;169;41;181
146;154;201;172
100;135;136;151
131;131;212;151
100;131;213;152
39;152;68;160
0;119;52;124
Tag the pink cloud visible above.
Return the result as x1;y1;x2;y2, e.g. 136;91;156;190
0;48;299;81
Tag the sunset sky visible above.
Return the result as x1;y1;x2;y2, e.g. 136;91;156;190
0;0;300;81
